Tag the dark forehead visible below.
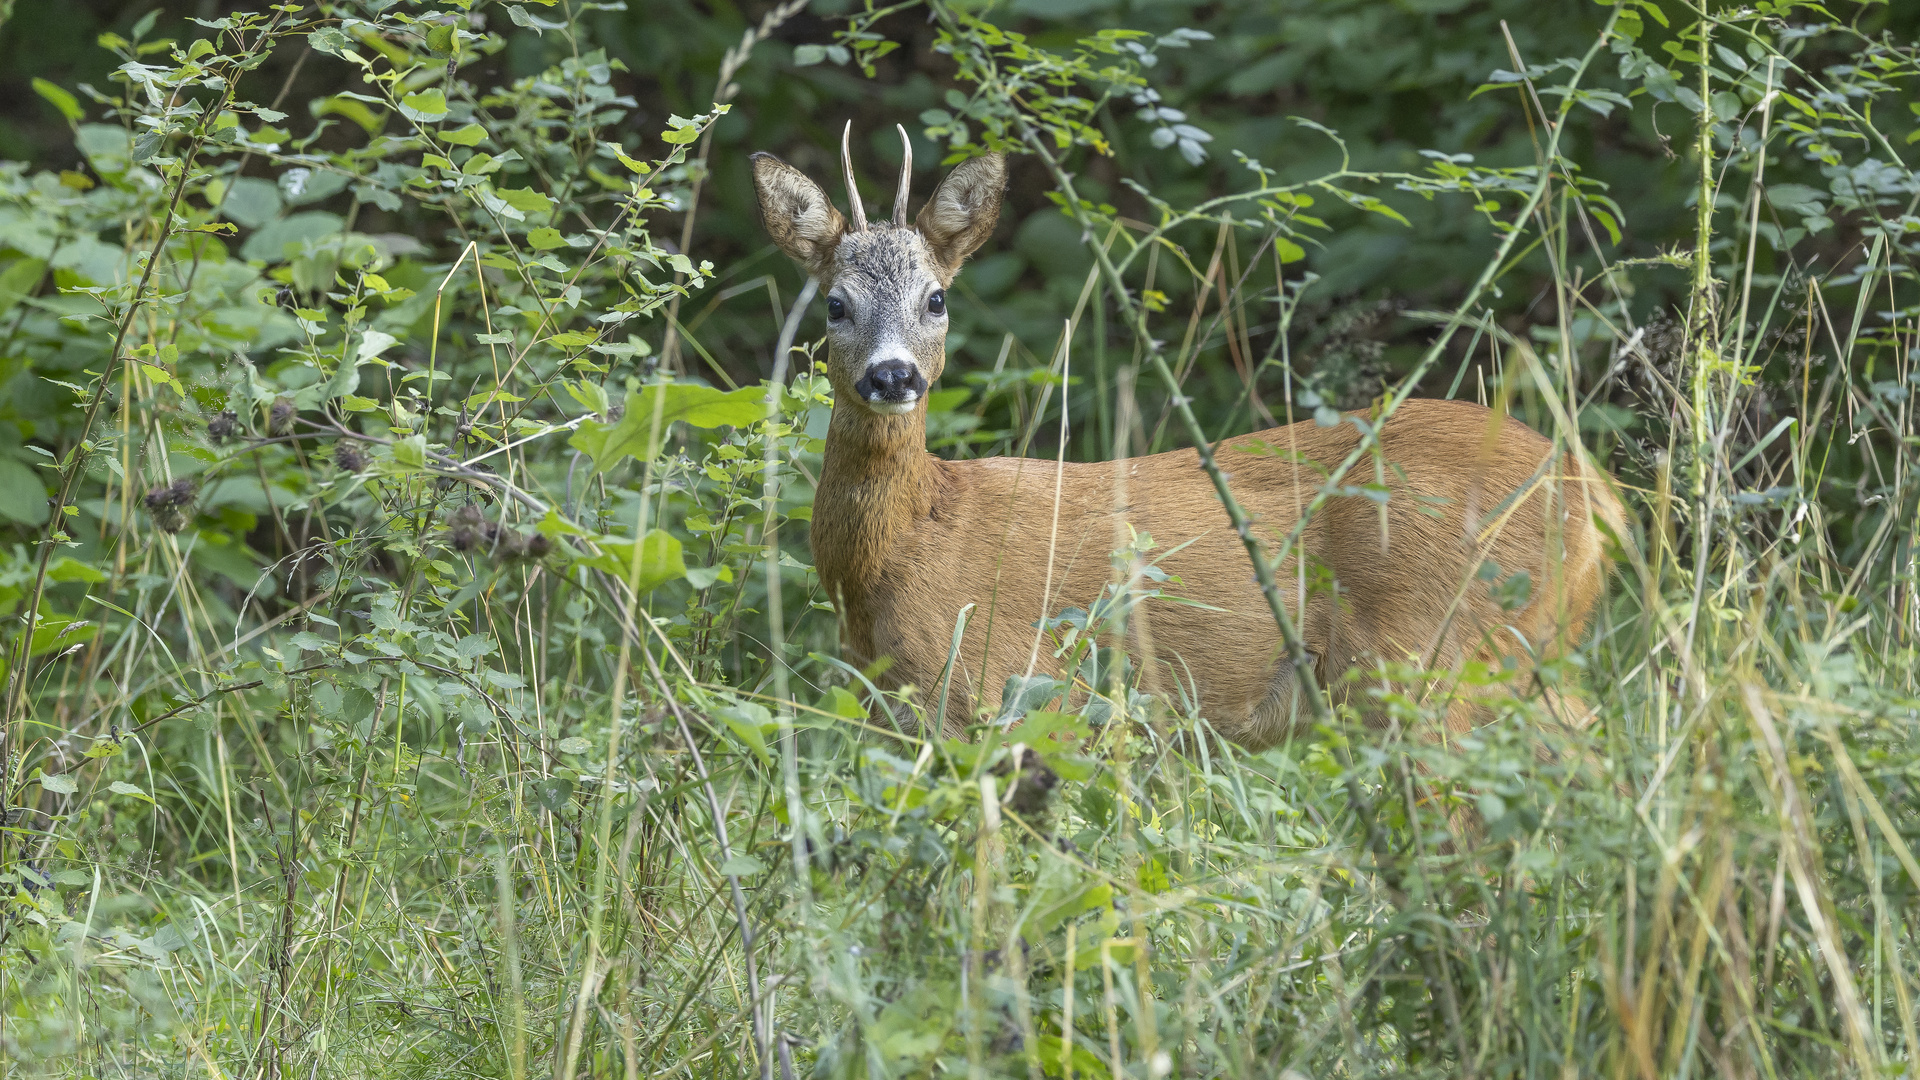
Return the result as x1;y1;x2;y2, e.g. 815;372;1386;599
830;226;931;290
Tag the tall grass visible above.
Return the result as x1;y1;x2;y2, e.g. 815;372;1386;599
0;2;1916;1079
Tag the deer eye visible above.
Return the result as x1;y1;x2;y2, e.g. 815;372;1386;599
927;290;945;316
826;296;846;321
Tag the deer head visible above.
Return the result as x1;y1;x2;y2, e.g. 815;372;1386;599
751;123;1006;416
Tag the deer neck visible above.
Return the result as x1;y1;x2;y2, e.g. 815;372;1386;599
811;394;939;620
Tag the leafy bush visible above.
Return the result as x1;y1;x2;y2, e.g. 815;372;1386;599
0;1;1917;1078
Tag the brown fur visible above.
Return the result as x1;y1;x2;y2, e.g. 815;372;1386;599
755;145;1624;746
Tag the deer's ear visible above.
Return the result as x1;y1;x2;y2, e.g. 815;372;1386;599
751;152;847;279
916;153;1006;278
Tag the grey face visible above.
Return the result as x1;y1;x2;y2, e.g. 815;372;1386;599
750;143;1007;418
821;227;949;415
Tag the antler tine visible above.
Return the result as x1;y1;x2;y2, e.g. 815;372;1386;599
840;121;868;234
893;123;912;228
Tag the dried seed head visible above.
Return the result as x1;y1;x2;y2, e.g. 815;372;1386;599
448;526;479;552
143;479;197;534
524;532;552;559
268;398;296;436
206;410;238;444
333;443;369;473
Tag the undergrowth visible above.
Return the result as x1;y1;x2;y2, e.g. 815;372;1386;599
0;1;1916;1078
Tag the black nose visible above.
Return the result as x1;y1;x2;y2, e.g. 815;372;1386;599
869;362;917;394
856;360;928;403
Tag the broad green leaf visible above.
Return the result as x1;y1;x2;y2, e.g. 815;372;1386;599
493;187;554;216
570;384;770;472
442;122;486;146
391;434;428;471
47;557;106;583
556;737;591;755
1767;183;1826;215
399;89;450;123
718;854;766;876
31;615;94;657
507;4;567;33
1024;881;1112;942
425;23;459;57
455;633;496;662
357;329;398;361
525;227;568;250
528;777;573;812
217;176;281;228
0;458;50;526
716;701;773;766
38;773;78;795
307;27;361;60
238;211;343;264
316;94;384;134
0;257;47;316
83;738;123;759
620;529;685;593
32;78;83;122
818;685;866;720
109;781;154;803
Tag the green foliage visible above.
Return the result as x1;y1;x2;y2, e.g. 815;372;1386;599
0;0;1916;1078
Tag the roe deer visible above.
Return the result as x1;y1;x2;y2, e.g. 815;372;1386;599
751;125;1624;745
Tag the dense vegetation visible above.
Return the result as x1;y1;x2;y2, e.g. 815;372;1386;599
0;0;1917;1076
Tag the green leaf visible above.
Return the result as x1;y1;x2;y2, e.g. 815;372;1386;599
391;434;428;471
718;853;767;876
612;529;686;593
399;89;450;123
38;773;78;795
316;94;385;134
1024;881;1112;942
556;736;592;755
356;329;398;362
528;777;574;812
716;701;773;766
569;384;771;471
0;458;50;526
526;227;568;250
217;176;282;228
493;187;554;216
83;737;123;759
1767;183;1826;215
818;685;866;720
47;557;106;583
109;781;154;803
684;562;731;589
32;78;83;122
442;123;486;147
455;633;497;662
0;257;46;317
31;615;95;657
425;23;459;58
307;27;361;60
507;4;567;32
